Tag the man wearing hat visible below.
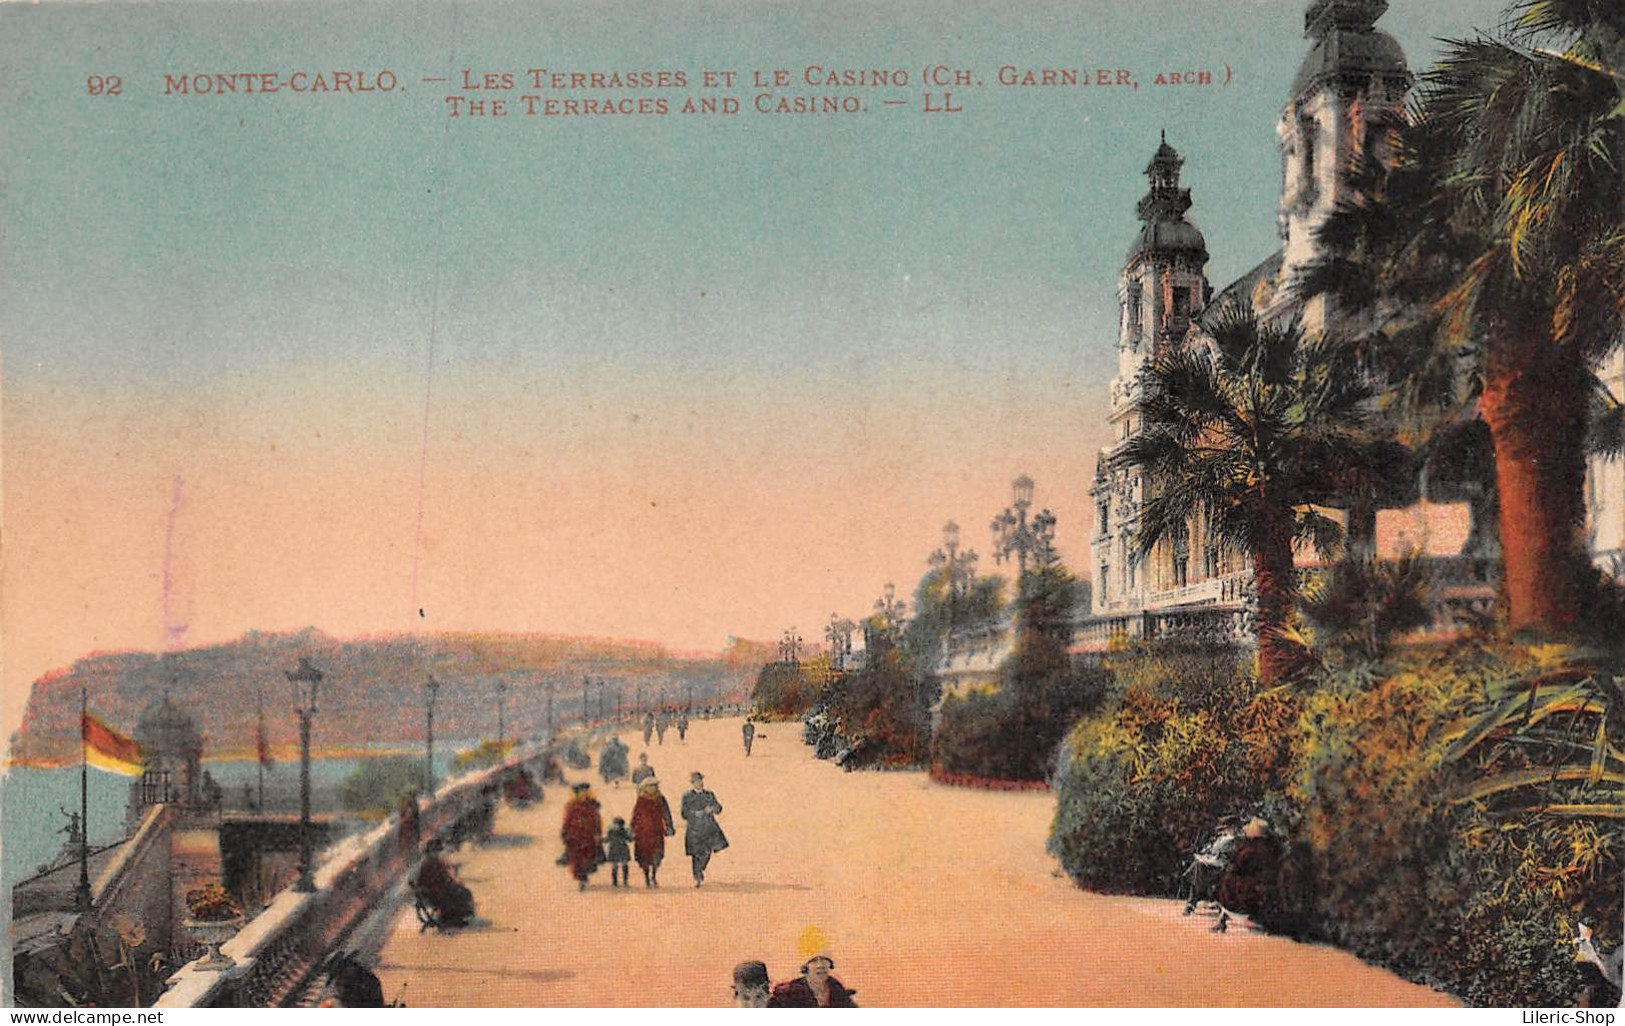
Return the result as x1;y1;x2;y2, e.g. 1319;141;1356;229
630;776;675;887
561;782;604;892
770;955;857;1007
732;961;772;1007
680;771;728;886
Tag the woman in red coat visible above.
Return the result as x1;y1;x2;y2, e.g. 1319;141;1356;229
561;782;603;891
630;778;675;887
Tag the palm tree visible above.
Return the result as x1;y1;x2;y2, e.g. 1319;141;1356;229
1302;0;1625;637
1118;304;1378;684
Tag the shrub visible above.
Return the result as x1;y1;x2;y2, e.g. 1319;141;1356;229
932;565;1100;782
341;755;430;816
1293;645;1621;1005
1049;638;1622;1005
826;646;940;767
1048;674;1299;895
453;739;513;771
751;658;830;720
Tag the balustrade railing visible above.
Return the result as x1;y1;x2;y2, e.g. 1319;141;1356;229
156;746;537;1008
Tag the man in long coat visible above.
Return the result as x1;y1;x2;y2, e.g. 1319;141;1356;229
681;771;728;886
630;777;676;887
561;782;603;892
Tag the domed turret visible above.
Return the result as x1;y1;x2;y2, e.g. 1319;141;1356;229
1291;0;1410;99
1126;132;1208;266
1277;0;1412;323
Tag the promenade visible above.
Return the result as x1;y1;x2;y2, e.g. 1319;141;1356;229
372;716;1457;1007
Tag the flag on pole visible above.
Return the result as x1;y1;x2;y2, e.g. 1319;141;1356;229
257;718;274;769
82;713;143;776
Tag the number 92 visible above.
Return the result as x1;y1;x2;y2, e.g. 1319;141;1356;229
87;75;123;96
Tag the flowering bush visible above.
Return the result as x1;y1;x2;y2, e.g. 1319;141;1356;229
184;883;241;922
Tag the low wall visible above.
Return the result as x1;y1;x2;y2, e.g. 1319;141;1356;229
155;746;537;1008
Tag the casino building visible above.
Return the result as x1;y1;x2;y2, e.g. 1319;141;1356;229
1077;0;1625;650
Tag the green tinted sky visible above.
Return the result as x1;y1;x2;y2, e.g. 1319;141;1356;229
1;0;1513;727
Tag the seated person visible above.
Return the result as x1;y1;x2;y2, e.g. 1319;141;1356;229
413;838;475;928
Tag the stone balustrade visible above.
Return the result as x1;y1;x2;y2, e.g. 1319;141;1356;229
155;744;539;1008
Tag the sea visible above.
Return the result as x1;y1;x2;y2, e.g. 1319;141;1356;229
1;744;476;897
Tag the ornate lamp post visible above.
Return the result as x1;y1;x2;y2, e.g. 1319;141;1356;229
929;520;979;631
779;628;803;665
285;657;324;893
991;474;1059;580
423;675;441;795
873;582;907;639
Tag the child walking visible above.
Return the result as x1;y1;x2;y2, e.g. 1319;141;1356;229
605;816;634;887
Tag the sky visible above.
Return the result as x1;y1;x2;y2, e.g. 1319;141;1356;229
1;0;1511;742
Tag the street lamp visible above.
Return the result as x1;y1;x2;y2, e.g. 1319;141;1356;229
991;474;1058;579
285;657;324;893
873;582;907;638
495;678;507;747
779;628;803;665
423;675;441;796
930;520;979;631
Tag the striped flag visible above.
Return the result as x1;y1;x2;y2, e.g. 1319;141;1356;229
82;713;143;776
256;718;274;769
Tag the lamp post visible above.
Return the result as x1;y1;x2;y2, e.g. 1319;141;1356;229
779;628;803;665
929;520;979;633
873;582;907;640
423;675;440;796
991;474;1059;582
582;675;591;725
495;678;507;747
286;657;324;893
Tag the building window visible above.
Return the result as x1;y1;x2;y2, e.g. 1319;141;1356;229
1126;283;1143;340
1169;285;1192;337
1126;558;1136;592
1098;502;1110;535
1300;114;1319;205
1100;566;1110;601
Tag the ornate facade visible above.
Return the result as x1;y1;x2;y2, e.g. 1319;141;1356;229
1081;0;1623;650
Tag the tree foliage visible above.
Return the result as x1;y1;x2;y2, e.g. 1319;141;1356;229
1119;304;1379;682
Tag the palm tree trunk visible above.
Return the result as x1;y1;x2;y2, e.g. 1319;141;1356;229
1478;339;1594;636
1251;506;1300;685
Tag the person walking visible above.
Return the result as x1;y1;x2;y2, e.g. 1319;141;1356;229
604;816;634;887
742;718;755;757
630;751;655;786
631;777;676;887
656;709;670;746
677;711;689;742
681;771;728;886
642;711;655;747
561;782;604;892
599;735;629;787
